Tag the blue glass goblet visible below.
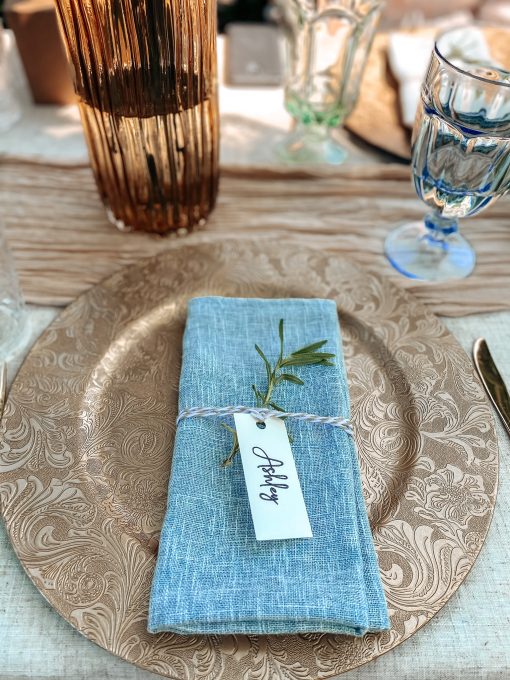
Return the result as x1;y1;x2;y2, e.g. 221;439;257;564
385;26;510;281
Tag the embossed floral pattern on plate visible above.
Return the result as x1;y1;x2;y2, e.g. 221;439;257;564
0;240;498;679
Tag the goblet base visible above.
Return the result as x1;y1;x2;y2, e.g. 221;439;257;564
385;221;476;281
275;126;347;165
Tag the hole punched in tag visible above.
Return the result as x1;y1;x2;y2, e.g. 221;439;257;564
256;421;266;430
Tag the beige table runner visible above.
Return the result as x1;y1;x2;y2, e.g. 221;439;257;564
2;159;509;316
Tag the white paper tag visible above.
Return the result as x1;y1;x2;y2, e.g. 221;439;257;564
234;414;313;541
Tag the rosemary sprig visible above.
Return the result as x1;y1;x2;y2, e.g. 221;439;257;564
222;319;335;466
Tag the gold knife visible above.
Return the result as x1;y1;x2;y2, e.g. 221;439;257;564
473;338;510;437
0;362;6;420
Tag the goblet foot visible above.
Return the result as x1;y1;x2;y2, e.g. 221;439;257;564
385;221;476;281
275;126;347;165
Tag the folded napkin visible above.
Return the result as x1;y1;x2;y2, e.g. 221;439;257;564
148;297;389;636
388;30;436;128
479;3;510;26
388;22;492;129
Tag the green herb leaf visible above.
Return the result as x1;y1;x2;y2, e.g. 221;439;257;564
223;319;335;466
278;319;284;363
221;423;237;435
221;428;239;467
280;373;305;385
281;355;327;367
255;343;272;385
292;340;328;355
252;384;266;404
222;451;237;467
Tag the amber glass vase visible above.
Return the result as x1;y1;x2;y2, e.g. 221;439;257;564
54;0;219;234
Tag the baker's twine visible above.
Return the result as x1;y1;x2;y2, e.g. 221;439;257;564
176;405;353;436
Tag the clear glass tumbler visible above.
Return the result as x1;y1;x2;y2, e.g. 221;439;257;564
54;0;219;234
0;222;26;361
276;0;383;164
385;26;510;281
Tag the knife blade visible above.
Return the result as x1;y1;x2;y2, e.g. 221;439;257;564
0;362;6;420
473;338;510;437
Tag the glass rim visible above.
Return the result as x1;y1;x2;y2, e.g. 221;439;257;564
434;23;510;89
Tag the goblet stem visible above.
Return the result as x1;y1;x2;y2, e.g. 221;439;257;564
424;212;459;241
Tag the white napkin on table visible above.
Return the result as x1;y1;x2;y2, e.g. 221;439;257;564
478;2;510;26
388;21;496;129
387;31;435;128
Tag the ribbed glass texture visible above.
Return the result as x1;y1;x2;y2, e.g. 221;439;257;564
412;47;510;219
278;0;383;128
54;0;219;234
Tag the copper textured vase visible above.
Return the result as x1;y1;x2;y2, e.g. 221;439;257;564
54;0;219;234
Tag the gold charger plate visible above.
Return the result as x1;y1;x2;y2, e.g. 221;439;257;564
346;27;510;161
0;239;498;679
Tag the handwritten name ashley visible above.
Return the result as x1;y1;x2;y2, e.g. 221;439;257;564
252;446;289;504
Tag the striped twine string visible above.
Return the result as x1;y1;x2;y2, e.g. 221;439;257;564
176;406;353;436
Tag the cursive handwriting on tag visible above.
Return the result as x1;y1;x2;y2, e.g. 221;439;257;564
234;414;313;541
252;446;289;503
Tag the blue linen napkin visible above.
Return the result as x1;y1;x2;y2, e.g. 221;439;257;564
148;297;389;636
